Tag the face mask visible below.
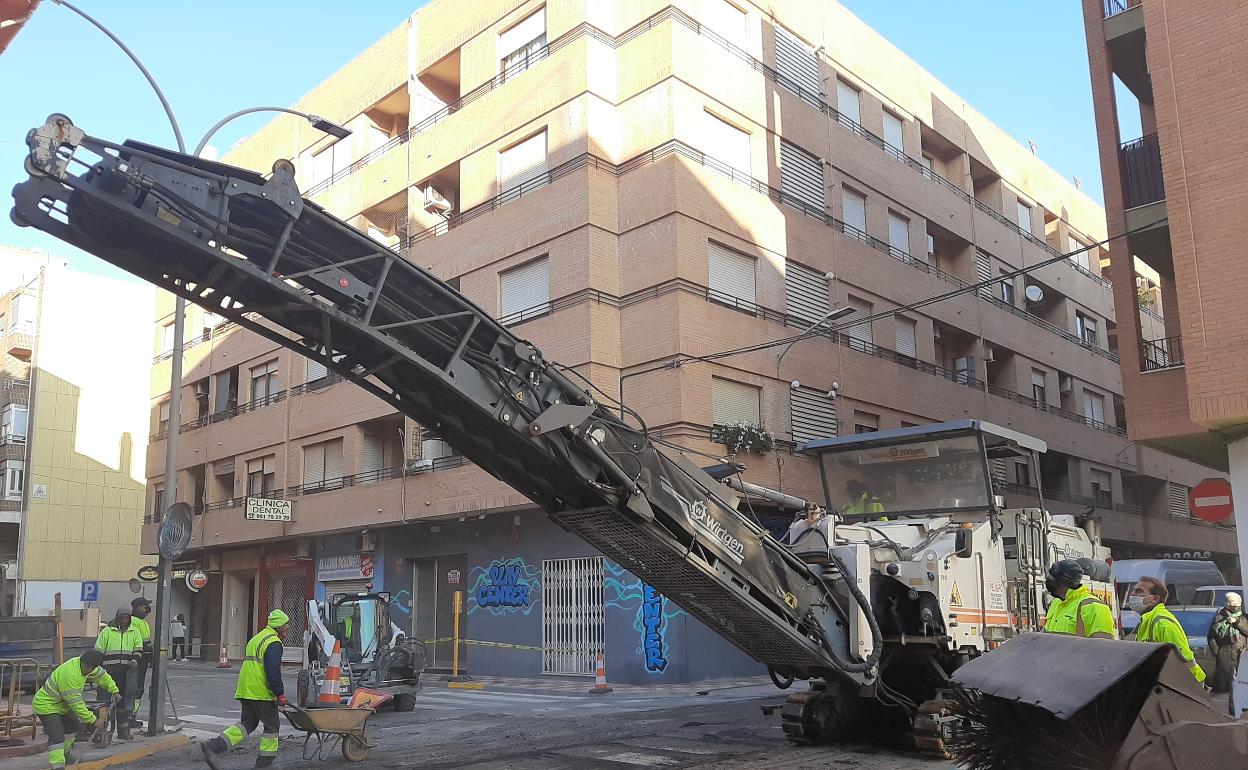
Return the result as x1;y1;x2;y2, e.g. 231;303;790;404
1124;595;1148;612
1044;577;1061;597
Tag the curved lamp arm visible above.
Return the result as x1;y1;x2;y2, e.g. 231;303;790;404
194;106;351;157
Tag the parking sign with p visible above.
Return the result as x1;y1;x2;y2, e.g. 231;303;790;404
80;580;99;603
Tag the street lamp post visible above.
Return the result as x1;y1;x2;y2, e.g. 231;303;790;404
776;306;856;375
194;106;350;157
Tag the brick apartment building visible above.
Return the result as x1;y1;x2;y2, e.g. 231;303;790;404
1083;0;1248;570
142;0;1234;681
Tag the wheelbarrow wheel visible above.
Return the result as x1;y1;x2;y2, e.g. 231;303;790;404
341;734;370;762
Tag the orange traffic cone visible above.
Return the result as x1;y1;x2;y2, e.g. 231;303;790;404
217;642;230;668
587;653;613;695
318;640;344;705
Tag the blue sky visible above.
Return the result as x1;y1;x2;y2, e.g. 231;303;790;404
1;1;1114;281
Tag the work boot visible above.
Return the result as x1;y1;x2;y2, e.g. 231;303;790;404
254;757;275;768
116;722;132;741
129;716;144;729
200;740;225;770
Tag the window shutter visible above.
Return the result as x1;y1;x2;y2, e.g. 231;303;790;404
774;26;819;97
703;0;746;48
836;80;861;125
500;257;550;321
499;7;546;59
841;189;867;235
846;298;872;345
888;211;910;256
307;357;327;382
1083;390;1105;424
895;317;917;357
702;112;751;175
325;439;343;481
1167;482;1190;517
707;241;756;304
1031;369;1046;389
976;251;992;298
712;377;761;425
989;458;1008;483
779;140;824;212
362;434;383;476
499;130;548;193
790;386;837;443
785;261;828;326
1016;200;1032;234
214;458;235;476
883;112;904;152
303;443;326;485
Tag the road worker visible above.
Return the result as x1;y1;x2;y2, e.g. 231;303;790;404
32;649;120;769
1042;559;1115;639
840;479;885;516
200;608;290;769
1128;575;1206;684
94;606;144;740
127;596;153;729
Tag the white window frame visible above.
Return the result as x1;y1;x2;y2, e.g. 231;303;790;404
1;404;27;442
1016;199;1032;235
498;129;549;196
499;6;548;75
836;79;861;125
1;460;23;501
499;256;551;324
1076;312;1098;346
883;110;904;154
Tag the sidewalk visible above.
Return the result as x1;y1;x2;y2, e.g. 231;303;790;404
429;672;771;696
2;731;189;770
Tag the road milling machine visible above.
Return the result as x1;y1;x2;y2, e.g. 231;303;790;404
12;116;1112;757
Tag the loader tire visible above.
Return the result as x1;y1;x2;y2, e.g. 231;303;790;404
391;693;416;712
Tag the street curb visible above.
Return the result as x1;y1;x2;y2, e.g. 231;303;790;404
72;734;190;769
0;738;46;759
447;681;485;690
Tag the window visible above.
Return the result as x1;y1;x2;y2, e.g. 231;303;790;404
790;385;837;443
976;250;993;298
160;322;176;353
1016;200;1032;235
499;7;547;75
887;211;910;257
774;26;819;96
499;129;548;194
708;241;756;307
1015;461;1031;488
1030;368;1047;406
1076;312;1098;346
157;402;170;435
246;455;276;496
999;270;1015;305
779;139;824;211
249;360;278;405
702;111;751;175
1067;233;1090;270
883;111;904;153
10;295;35;333
894;317;917;358
361;434;384;481
712;377;761;426
853;411;879;434
836;79;861;125
311;141;349;187
785;261;829;326
919;154;934;173
841;188;867;237
306;357;328;384
704;0;747;49
193;379;210;420
213;368;238;415
302;438;344;491
151;482;164;520
500;256;550;323
1082;389;1106;427
1;460;23;501
845;297;872;345
1;404;27;442
1090;469;1113;508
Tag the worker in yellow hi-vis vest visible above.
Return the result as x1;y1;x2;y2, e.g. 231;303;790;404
200;609;290;769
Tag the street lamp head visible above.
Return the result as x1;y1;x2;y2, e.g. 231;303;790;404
825;305;855;322
309;116;351;140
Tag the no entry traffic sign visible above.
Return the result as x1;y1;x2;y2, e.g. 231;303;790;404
1189;477;1234;523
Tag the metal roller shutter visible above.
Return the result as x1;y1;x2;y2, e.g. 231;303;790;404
836;80;861;125
888;211;910;257
324;580;372;599
775;26;819;97
785;261;829;326
780;140;824;212
976;251;992;298
841;188;867;236
361;434;383;479
500;257;550;321
790;386;837;443
325;439;343;481
712;377;761;425
708;241;756;304
1167;483;1190;517
703;111;751;175
895;317;917;357
306;358;328;382
846;298;872;345
883;111;904;153
1082;390;1105;425
499;7;546;60
303;442;325;485
499;130;548;193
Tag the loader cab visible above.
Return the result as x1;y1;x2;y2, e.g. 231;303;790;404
329;592;394;666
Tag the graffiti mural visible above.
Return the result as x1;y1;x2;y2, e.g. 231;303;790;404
467;558;541;616
604;561;685;673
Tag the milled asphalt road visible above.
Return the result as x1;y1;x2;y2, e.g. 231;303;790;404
112;663;948;770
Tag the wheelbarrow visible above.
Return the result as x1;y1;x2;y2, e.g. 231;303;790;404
280;705;375;762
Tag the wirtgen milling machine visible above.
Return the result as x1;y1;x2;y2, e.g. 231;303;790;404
10;116;1127;758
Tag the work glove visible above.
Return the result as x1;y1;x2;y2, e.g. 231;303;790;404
128;659;139;669
276;694;288;706
112;692;123;705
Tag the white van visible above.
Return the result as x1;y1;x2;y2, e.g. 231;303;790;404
1112;559;1225;634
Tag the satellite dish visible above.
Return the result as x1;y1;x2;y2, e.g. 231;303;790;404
1024;285;1044;304
128;578;142;594
159;502;194;561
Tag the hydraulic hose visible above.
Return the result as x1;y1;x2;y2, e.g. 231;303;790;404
818;551;883;675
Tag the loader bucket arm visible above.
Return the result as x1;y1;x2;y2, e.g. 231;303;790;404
10;116;874;684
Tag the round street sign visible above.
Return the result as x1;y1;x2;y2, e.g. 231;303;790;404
137;565;160;581
186;569;209;592
1189;477;1234;523
159;502;194;561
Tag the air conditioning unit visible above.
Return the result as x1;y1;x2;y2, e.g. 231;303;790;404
1059;374;1074;394
983;346;995;363
294;539;313;560
360;532;377;553
423;185;452;214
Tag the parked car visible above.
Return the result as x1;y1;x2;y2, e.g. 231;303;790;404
1113;559;1225;634
1192;585;1245;607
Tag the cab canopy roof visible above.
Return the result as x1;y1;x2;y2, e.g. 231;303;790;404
798;419;1046;459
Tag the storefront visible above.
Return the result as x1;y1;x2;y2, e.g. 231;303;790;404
380;511;763;685
315;534;381;600
259;550;314;662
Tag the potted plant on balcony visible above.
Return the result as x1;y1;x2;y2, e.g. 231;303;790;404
711;421;775;455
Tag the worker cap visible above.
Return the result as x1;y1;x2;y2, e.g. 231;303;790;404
114;606;132;618
1227;592;1243;606
1047;559;1084;590
267;609;290;628
131;596;151;609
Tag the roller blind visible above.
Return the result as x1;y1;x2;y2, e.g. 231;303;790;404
785;261;828;326
708;241;756;304
1082;390;1105;425
361;434;383;477
779;139;824;211
499;7;546;59
846;297;872;345
304;442;325;485
895;317;917;357
712;377;761;425
1016;200;1032;234
841;188;867;235
976;251;992;298
883;111;904;152
775;26;819;97
888;211;910;256
500;257;550;321
703;111;750;175
836;80;861;125
499;130;548;193
791;386;837;443
307;358;327;382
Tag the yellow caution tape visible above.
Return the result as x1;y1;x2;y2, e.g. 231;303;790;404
421;637;593;654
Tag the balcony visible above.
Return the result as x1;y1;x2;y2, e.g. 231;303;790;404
1103;0;1141;18
1120;134;1165;209
1141;335;1183;371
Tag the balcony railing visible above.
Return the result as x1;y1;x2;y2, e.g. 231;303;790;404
1104;0;1141;19
996;479;1143;514
1120;134;1165;208
1141;335;1184;371
289;374;343;397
